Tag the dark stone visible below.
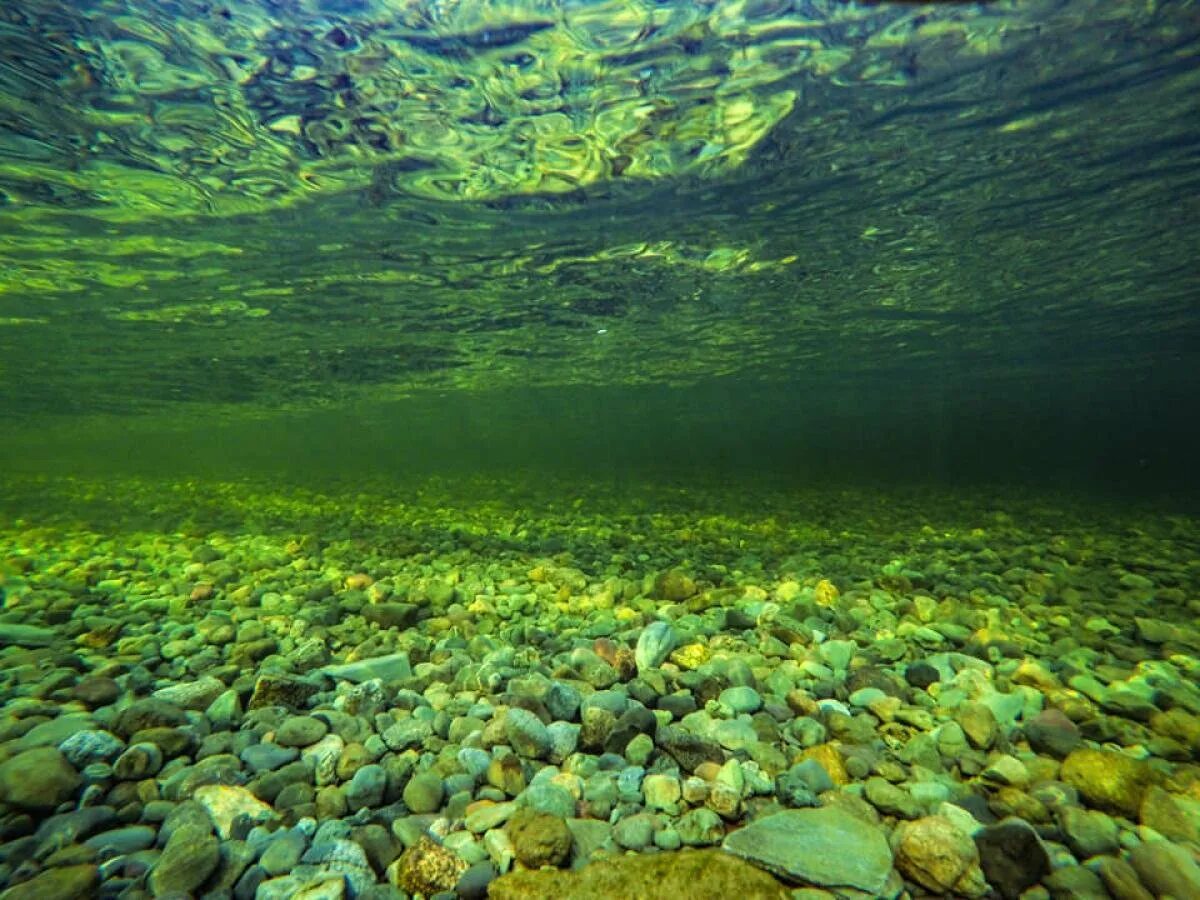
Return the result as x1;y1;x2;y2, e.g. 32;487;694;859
974;817;1051;900
603;705;657;755
905;661;940;689
114;698;187;737
363;603;419;631
247;674;318;711
657;728;725;773
72;676;121;707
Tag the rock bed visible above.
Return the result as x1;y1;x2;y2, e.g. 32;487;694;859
0;474;1198;899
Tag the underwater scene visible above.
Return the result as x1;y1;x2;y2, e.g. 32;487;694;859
1;1;1199;898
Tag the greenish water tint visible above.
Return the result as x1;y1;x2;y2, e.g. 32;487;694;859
0;1;1198;494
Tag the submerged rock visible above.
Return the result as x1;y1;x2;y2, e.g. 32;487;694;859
489;848;788;900
722;807;892;894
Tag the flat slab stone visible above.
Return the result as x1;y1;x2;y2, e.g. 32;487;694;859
0;623;56;647
722;807;893;894
319;652;411;684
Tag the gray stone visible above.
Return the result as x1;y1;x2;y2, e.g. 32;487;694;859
635;621;676;672
504;708;551;759
153;676;226;710
275;715;329;747
1058;807;1119;859
149;822;220;896
381;717;433;751
58;729;125;767
402;771;445;814
241;742;299;773
260;829;309;876
345;763;387;811
719;686;763;714
676;806;720;849
722;806;892;894
0;622;56;647
84;824;157;854
321;652;411;684
612;812;656;851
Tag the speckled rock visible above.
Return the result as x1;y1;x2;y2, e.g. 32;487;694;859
387;835;468;896
892;815;988;897
489;848;788;900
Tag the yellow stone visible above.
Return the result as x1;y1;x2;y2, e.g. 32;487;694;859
797;743;850;787
813;579;840;607
670;643;711;670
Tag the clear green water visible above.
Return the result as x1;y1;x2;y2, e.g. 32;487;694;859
1;0;1197;500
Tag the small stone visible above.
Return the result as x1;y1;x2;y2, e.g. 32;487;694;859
382;717;433;751
973;817;1051;900
403;771;445;814
892;815;988;897
389;835;467;894
0;747;81;811
261;830;309;876
148;822;220;896
248;674;319;711
677;807;724;846
1043;865;1111;900
1139;784;1199;843
1095;855;1155;900
1060;749;1156;817
506;807;573;868
504;708;551;759
1057;806;1119;859
1127;841;1200;900
346;764;387;811
241;742;299;773
275;715;329;747
612;812;656;851
635;621;677;672
0;863;98;900
1024;708;1081;758
719;685;762;714
194;784;276;839
958;702;999;750
153;676;226;710
865;777;921;819
58;729;124;767
643;773;682;813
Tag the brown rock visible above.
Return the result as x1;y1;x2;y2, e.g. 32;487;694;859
1060;749;1157;817
0;747;82;812
1094;855;1154;900
387;835;467;896
488;848;788;900
892;816;987;897
247;674;318;711
0;864;99;900
1139;785;1199;843
506;807;573;869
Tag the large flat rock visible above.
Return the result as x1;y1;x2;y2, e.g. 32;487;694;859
722;807;893;894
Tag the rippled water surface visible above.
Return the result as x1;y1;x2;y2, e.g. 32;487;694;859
0;0;1197;489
